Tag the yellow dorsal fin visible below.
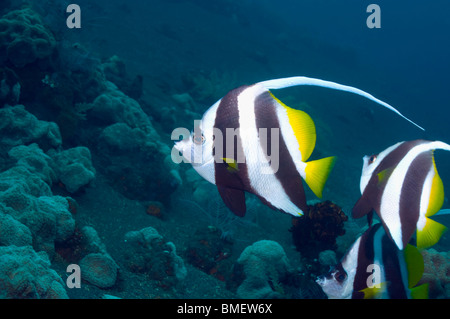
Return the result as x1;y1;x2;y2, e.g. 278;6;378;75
426;155;444;217
270;92;316;162
304;156;336;198
403;244;424;289
416;217;447;249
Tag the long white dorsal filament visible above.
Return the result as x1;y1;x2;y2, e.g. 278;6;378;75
259;76;424;131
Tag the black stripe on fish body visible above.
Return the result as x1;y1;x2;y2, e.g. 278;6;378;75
352;224;411;299
254;91;308;213
351;224;380;299
397;151;433;249
352;140;427;219
213;85;253;216
381;233;409;299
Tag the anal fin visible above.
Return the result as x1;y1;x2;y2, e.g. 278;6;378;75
217;186;246;217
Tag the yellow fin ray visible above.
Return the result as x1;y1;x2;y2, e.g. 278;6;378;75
270;92;316;162
410;283;429;299
304;156;336;198
403;244;424;289
426;156;444;217
360;282;387;299
416;218;447;249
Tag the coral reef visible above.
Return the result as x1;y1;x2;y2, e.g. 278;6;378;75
50;146;96;193
101;55;143;100
0;7;56;68
123;227;187;288
96;118;181;202
0;210;32;247
419;248;450;299
0;66;20;105
0;105;61;153
88;82;154;134
230;240;292;299
0;245;68;298
55;225;119;289
290;200;348;258
79;253;118;289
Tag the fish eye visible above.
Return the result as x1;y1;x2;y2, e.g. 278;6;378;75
368;155;377;164
334;270;347;283
193;132;205;145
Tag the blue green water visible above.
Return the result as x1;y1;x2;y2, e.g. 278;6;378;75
0;0;449;300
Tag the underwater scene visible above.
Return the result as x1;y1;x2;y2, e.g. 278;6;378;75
0;0;449;302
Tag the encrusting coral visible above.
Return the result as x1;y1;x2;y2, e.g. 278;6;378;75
230;240;293;299
419;248;450;299
123;227;187;289
0;7;56;68
0;245;68;298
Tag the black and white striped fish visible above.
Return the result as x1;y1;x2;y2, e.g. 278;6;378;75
352;140;449;250
316;223;428;299
175;76;423;217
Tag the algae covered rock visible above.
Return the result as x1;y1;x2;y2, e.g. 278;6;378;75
0;7;56;68
0;105;61;152
0;245;68;299
79;253;118;289
0;210;32;246
124;227;187;287
233;240;292;299
8;143;56;185
0;165;76;256
51;146;96;193
89;82;155;134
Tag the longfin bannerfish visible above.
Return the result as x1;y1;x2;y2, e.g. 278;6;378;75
316;223;429;299
352;139;450;250
174;76;424;217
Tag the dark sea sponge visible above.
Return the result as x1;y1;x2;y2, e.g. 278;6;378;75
290;200;348;258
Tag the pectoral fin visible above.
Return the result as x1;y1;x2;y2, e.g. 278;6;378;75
352;192;375;219
217;186;246;217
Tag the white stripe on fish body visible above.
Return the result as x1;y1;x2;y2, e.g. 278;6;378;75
380;141;450;249
360;142;404;194
237;85;303;215
418;167;435;231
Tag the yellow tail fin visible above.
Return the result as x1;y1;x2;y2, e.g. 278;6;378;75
304;156;336;198
416;218;447;249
